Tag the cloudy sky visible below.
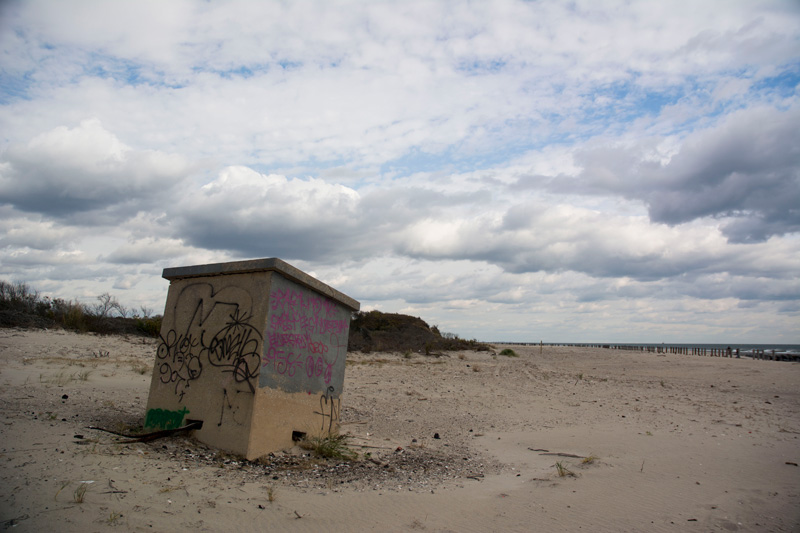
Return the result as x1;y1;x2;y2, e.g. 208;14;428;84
1;0;798;344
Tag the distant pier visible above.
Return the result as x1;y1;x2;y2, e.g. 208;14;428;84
492;342;800;362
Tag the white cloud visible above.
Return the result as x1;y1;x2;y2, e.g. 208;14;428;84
0;119;190;218
0;216;79;250
103;237;194;265
0;0;797;342
172;166;365;261
562;105;800;241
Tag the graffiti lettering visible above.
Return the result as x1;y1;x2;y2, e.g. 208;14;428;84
268;332;309;350
308;341;328;354
314;386;340;433
260;277;350;394
267;312;346;336
263;347;304;377
216;388;247;427
265;348;336;384
263;316;346;388
203;309;262;393
154;282;262;439
270;289;337;317
157;330;202;400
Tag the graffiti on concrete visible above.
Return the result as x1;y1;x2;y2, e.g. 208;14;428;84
260;275;349;395
157;329;202;400
216;387;248;427
156;283;260;405
202;308;261;393
145;406;190;430
314;385;340;433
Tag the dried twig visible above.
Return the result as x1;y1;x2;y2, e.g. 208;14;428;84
539;452;584;458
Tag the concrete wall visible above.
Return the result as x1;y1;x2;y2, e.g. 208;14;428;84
144;258;359;460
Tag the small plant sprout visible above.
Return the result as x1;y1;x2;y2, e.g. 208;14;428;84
581;454;598;465
74;482;90;503
55;481;70;500
555;461;575;477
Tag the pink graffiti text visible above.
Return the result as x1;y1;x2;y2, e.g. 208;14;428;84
268;313;346;336
270;289;338;318
263;348;334;384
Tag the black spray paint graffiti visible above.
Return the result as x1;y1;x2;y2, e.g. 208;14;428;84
314;386;340;433
156;284;261;412
202;309;261;393
217;388;248;427
157;329;202;401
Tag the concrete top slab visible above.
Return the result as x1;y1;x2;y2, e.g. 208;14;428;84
162;257;360;311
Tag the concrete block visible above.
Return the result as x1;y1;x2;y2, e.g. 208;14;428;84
145;258;360;460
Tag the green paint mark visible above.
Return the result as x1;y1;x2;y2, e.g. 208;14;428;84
145;406;189;429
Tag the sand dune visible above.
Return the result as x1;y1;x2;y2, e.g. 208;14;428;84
1;329;798;531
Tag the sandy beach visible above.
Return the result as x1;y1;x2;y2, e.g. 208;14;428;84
1;328;798;532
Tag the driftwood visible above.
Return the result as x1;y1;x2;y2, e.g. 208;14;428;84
85;420;203;443
527;448;585;459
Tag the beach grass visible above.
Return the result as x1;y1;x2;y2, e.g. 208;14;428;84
299;433;358;461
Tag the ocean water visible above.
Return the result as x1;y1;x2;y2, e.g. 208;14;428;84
545;343;800;355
